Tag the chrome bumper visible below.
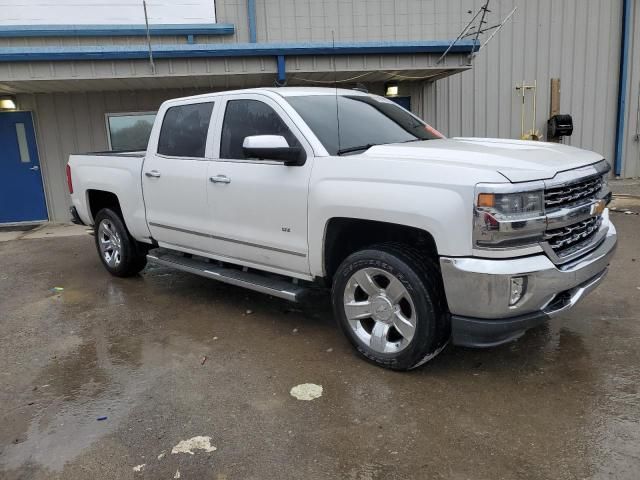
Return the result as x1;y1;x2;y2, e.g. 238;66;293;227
440;219;617;347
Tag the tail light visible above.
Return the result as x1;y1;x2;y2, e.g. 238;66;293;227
66;164;73;194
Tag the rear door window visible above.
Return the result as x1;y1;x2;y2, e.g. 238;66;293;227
220;99;300;159
157;102;214;158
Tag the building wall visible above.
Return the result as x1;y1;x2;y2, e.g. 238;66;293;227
621;0;640;178
430;0;623;169
254;0;473;42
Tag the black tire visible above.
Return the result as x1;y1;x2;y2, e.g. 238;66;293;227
332;243;449;370
94;208;148;277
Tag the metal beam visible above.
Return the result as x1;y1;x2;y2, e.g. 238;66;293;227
0;23;235;38
0;40;479;63
614;0;632;176
247;0;257;43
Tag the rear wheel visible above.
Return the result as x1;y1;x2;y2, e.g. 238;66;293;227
332;244;448;370
94;208;147;277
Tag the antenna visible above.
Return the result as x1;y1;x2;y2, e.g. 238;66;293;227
332;30;341;155
477;7;517;53
436;6;484;64
468;0;491;63
143;0;156;74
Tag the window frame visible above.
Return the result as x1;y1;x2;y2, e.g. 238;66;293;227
105;111;157;152
155;102;216;160
211;93;312;165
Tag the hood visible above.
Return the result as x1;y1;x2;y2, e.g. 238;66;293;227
365;137;604;182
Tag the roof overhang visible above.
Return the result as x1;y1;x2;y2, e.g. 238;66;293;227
0;40;477;94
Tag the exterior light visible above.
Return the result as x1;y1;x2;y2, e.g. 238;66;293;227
0;95;17;110
385;83;399;97
509;276;527;306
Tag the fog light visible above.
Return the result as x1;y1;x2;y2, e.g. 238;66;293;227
509;276;527;306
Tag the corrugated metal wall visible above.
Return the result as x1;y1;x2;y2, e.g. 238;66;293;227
428;0;623;168
254;0;472;42
622;0;640;178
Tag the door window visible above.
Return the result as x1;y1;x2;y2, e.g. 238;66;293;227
157;102;214;158
15;123;31;163
220;99;301;159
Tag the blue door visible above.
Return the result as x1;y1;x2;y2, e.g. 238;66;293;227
390;96;411;111
0;111;48;223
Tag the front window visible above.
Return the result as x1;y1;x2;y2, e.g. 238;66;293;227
220;99;301;159
285;94;443;155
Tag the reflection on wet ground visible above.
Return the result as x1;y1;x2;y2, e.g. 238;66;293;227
1;212;639;479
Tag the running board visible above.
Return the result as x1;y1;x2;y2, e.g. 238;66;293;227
146;249;308;302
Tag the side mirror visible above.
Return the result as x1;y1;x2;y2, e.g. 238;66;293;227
242;135;306;166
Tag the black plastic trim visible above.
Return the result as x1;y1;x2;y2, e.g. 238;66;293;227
451;310;549;348
69;206;85;226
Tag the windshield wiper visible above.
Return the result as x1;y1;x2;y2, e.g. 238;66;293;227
337;143;381;155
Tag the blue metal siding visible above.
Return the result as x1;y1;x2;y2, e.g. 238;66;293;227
0;24;235;38
0;40;478;63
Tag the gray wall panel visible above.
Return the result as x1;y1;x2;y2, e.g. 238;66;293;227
430;0;623;170
622;0;640;178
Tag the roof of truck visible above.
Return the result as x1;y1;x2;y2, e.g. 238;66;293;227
166;86;369;104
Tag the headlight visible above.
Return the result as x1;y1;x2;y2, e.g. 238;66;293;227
477;191;544;219
474;184;546;249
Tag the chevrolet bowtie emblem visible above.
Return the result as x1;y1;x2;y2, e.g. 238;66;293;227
591;199;606;216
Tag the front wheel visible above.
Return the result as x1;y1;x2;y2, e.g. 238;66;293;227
332;244;449;370
94;208;147;277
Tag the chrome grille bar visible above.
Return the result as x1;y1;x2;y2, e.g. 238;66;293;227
544;175;603;209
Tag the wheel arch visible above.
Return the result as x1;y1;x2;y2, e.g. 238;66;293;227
321;217;439;284
87;189;122;224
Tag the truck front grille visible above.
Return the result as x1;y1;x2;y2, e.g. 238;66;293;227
544;175;603;210
543;216;602;258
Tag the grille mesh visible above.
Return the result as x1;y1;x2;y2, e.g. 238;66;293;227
544;216;602;257
544;175;603;210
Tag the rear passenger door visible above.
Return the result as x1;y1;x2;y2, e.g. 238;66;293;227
206;94;314;278
142;100;216;252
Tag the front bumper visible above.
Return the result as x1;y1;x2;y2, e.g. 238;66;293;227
440;219;617;348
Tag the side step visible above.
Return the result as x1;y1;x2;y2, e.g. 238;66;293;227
146;249;309;302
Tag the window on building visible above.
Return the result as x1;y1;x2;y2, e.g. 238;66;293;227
106;112;156;152
157;102;214;158
220;99;301;159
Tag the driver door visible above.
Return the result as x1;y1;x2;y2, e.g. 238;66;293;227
206;94;314;278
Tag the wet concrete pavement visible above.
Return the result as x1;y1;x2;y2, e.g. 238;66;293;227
1;212;639;479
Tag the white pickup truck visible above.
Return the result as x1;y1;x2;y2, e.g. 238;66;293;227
67;87;616;370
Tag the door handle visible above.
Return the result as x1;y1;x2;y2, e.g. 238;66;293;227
209;175;231;184
145;170;161;178
29;165;39;171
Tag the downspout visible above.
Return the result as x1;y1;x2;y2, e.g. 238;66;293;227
614;0;632;176
247;0;257;43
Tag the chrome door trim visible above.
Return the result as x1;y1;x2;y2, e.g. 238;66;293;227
148;222;307;258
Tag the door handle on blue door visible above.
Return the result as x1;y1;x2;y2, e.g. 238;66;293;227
29;166;39;171
209;175;231;184
145;170;161;178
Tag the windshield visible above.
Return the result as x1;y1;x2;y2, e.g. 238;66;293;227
285;94;444;155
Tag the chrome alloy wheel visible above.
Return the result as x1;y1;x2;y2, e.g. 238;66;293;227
343;267;417;354
98;219;123;268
